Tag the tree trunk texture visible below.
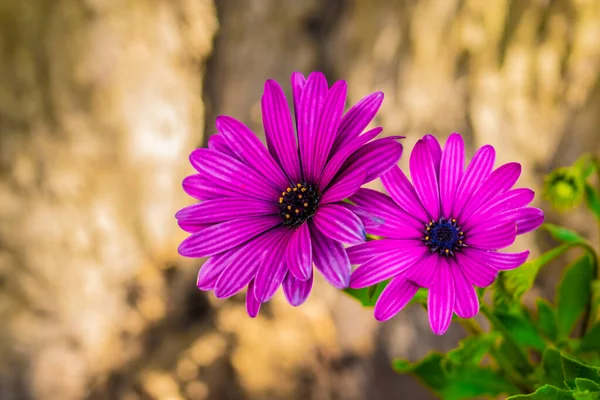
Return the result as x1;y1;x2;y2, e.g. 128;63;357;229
1;1;600;400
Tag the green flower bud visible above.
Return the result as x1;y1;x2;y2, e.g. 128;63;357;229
543;167;585;212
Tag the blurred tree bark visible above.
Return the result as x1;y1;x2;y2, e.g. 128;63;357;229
1;0;600;400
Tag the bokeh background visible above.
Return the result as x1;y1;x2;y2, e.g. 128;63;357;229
1;0;600;399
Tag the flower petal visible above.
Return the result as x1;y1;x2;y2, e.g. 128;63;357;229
254;231;290;302
178;216;281;257
182;174;240;201
341;203;385;229
373;275;419;321
214;230;281;298
246;279;261;318
189;149;280;201
349;246;427;288
467;219;517;250
423;134;442;173
178;220;210;233
197;250;235;290
404;253;440;288
350;188;423;230
208;134;238;159
380;167;430;225
216;116;289;188
320;127;382;189
463;188;535;230
285;222;312;281
290;72;306;124
298;72;328;183
332;91;384;152
451;145;496;217
312;81;347;180
459;162;522;222
262;79;302;183
439;133;465;219
410;139;441;221
452;261;479;318
339;137;403;185
310;222;351;289
321;168;366;204
465;249;530;271
312;203;366;244
176;198;278;224
455;251;498;287
347;239;411;264
282;271;314;306
515;207;544;234
428;258;455;335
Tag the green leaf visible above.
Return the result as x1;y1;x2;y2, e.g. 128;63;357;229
441;367;520;400
576;378;600;392
392;353;448;391
445;333;499;366
579;323;600;353
544;223;587;244
343;281;389;307
572;392;600;400
494;309;546;351
537;299;558;341
557;254;594;338
584;183;600;220
542;348;567;388
506;385;574;399
561;351;600;389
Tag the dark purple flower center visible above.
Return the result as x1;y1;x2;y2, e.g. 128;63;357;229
423;217;465;257
279;183;320;228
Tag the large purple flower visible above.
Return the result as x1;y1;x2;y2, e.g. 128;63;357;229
177;72;403;317
348;133;544;335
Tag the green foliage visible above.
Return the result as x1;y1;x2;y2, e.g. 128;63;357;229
507;385;575;400
343;284;426;307
557;254;594;339
579;323;600;353
537;299;558;341
445;333;499;367
494;309;546;351
584;183;600;220
544;223;588;244
576;379;600;392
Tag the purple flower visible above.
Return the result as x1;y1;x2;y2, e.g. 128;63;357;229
348;133;544;335
177;72;403;317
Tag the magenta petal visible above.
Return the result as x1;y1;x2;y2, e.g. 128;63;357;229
262;80;302;183
463;188;535;230
451;145;496;217
282;271;314;306
428;258;455;335
182;174;240;201
460;162;522;222
410;139;441;221
290;72;306;124
467;219;517;250
208;134;238;160
349;246;427;288
404;253;440;288
321;168;366;204
312;204;366;245
455;252;498;287
465;249;530;271
423;134;442;173
347;239;410;264
216;115;289;189
350;188;422;230
332;91;384;152
320;127;382;189
367;216;423;240
515;207;544;234
339;137;403;185
197;250;235;290
179;220;210;233
246;279;261;318
178;216;281;257
176;198;278;224
254;232;290;302
380;166;430;225
285;223;312;281
373;275;419;321
298;72;328;183
310;222;351;289
452;261;479;318
439;133;465;218
312;80;347;180
189;149;279;201
341;203;385;229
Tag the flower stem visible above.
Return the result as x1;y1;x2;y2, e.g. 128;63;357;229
457;318;483;335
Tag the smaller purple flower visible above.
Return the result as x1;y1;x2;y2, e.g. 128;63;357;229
177;72;403;317
348;133;544;335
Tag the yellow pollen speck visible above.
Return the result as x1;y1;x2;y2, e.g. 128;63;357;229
426;227;430;231
459;232;463;235
429;222;434;226
459;240;463;244
297;183;302;188
279;197;283;203
281;192;286;196
295;209;300;214
286;214;291;218
445;249;449;253
293;188;298;191
303;202;308;207
298;195;302;199
452;218;456;223
425;236;429;240
287;187;292;192
287;206;292;210
301;188;307;192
